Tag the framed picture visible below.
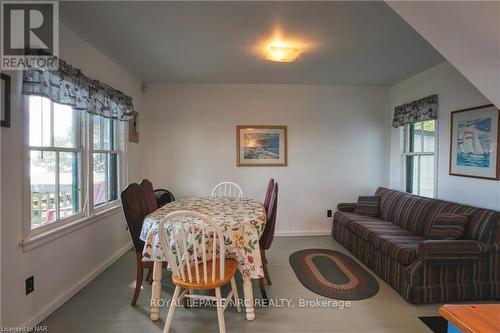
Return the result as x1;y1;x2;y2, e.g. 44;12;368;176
450;104;499;180
237;125;287;167
128;112;139;143
1;73;11;128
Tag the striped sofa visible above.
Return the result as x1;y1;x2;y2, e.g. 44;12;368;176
332;187;499;304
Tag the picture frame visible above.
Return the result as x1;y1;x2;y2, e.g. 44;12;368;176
1;73;11;128
236;125;287;167
449;104;499;180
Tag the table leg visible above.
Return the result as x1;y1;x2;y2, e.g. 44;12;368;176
150;261;163;321
243;277;255;321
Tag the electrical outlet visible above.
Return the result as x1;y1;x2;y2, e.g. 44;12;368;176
327;210;332;218
26;276;34;295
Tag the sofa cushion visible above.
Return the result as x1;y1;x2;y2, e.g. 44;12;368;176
354;196;380;217
429;213;469;240
369;234;424;265
375;187;498;242
375;187;438;237
333;211;377;228
334;211;423;265
465;210;498;243
347;218;416;241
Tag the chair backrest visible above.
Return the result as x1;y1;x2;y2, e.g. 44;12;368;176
263;178;275;211
158;210;226;284
154;189;176;207
121;183;147;253
211;182;243;198
140;179;158;214
260;183;278;250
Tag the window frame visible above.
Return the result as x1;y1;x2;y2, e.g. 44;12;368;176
22;96;127;240
402;120;439;198
88;114;123;215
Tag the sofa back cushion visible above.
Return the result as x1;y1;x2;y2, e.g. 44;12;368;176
375;187;498;242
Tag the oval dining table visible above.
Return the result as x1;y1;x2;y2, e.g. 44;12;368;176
140;196;267;321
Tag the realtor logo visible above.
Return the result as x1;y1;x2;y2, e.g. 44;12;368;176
1;1;59;70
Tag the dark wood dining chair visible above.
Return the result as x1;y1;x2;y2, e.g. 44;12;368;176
154;189;176;208
140;179;158;214
259;182;278;299
121;183;165;306
263;178;274;212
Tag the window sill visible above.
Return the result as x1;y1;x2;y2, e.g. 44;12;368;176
20;205;122;252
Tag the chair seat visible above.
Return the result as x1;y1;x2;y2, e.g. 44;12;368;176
172;259;238;290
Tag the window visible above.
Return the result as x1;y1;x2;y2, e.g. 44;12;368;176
28;96;124;231
403;120;437;198
91;115;119;208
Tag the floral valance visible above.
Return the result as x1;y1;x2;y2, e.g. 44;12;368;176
22;57;135;121
392;94;438;128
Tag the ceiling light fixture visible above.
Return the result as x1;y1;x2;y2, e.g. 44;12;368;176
266;40;302;62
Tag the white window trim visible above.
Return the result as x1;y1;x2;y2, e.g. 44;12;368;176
89;113;123;214
20;96;128;251
20;205;122;252
401;120;439;198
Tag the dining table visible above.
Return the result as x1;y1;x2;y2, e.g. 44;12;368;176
140;196;267;321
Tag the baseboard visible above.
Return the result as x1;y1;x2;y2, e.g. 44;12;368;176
275;230;332;237
22;241;133;329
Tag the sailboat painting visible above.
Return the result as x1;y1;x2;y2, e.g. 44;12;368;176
456;118;491;168
450;105;499;180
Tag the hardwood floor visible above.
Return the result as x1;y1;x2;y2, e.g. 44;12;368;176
41;236;440;332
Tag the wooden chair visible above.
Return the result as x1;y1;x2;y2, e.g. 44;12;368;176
121;183;165;306
140;179;158;214
259;183;278;299
154;188;176;207
158;210;241;333
263;178;275;211
211;182;243;198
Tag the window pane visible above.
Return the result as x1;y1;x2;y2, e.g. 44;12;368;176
93;116;102;150
93;116;115;150
59;152;80;219
422;120;436;153
406;155;418;195
411;121;436;153
54;103;77;148
411;123;423;153
406;155;435;198
419;155;435;198
108;153;118;201
30;150;56;228
103;118;114;150
29;96;51;147
93;153;106;206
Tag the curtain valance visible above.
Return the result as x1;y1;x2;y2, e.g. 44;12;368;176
392;94;438;128
22;57;135;121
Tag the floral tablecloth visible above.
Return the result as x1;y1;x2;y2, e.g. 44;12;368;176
140;197;267;279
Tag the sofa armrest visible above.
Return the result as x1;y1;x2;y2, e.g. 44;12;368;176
418;240;492;263
337;203;357;213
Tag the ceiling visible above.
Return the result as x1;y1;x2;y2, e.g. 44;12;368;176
60;1;444;85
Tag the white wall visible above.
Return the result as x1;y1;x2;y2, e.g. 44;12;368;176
142;84;390;235
390;61;500;210
387;1;500;108
0;25;143;327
